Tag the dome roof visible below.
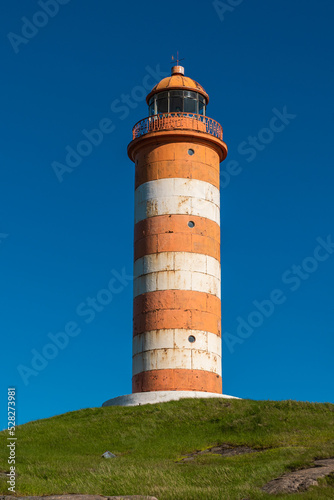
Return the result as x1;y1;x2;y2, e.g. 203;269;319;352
146;66;210;104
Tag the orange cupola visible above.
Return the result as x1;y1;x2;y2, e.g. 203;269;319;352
146;65;209;105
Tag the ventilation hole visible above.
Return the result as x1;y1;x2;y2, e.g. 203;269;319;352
188;221;195;228
188;335;196;343
188;148;195;156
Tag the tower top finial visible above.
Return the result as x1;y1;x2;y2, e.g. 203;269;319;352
171;65;185;75
171;51;185;75
171;51;184;66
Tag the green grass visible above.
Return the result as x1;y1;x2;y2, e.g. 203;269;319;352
1;399;334;499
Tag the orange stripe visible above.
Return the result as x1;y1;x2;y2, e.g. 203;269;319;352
134;214;220;262
135;233;220;261
135;214;220;243
135;142;220;190
132;369;222;393
135;160;219;190
133;308;221;337
133;290;221;317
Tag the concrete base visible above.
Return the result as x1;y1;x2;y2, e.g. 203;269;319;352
102;391;240;407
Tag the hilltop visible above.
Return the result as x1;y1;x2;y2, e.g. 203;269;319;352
1;398;334;499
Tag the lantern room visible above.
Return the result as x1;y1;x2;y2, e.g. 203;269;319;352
146;65;209;117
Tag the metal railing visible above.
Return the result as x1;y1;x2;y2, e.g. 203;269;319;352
132;113;223;140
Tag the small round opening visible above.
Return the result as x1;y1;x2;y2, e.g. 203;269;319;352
188;221;195;228
188;335;196;343
188;148;195;156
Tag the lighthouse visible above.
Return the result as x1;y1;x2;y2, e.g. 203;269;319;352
103;64;238;406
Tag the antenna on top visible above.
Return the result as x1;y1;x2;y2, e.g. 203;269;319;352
171;51;185;66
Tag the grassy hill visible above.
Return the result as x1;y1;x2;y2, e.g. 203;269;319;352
1;398;334;500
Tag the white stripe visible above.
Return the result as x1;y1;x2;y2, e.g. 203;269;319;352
135;178;220;225
133;350;221;376
134;252;220;279
133;270;220;298
133;330;221;356
133;252;221;298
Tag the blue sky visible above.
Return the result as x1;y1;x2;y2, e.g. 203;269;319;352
1;0;333;427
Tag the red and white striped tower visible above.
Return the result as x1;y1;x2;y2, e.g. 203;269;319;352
127;65;228;396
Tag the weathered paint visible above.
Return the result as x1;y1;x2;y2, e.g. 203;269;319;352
134;252;220;277
133;307;221;337
133;290;221;317
135;142;219;171
135;214;220;247
134;271;221;298
134;227;221;262
134;214;220;262
132;369;222;393
135;142;220;190
133;349;221;376
133;252;221;298
146;72;210;104
127;67;227;395
133;329;221;355
134;178;220;225
133;290;222;338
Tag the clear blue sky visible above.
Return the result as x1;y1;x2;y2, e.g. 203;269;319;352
1;0;333;427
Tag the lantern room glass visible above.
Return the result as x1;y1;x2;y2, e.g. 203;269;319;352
148;90;206;116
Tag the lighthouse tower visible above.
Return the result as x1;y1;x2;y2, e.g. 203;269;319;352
103;64;236;407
